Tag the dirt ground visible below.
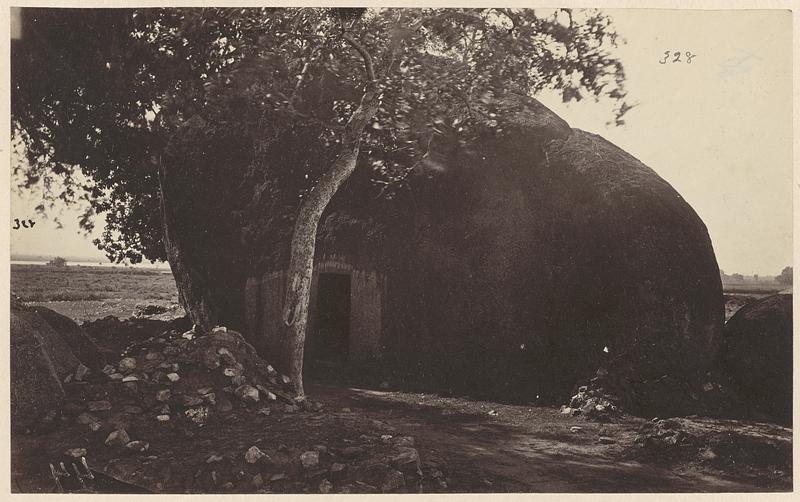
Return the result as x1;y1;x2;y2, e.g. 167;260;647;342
11;313;791;493
308;385;791;492
10;267;792;493
12;375;791;493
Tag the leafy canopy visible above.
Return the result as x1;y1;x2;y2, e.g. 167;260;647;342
12;7;630;264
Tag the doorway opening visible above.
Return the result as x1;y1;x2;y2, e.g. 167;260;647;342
312;273;351;362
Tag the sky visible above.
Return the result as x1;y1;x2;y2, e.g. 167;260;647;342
10;9;794;275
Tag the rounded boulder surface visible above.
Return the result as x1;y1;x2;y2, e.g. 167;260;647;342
10;302;88;421
32;306;106;370
720;293;792;425
380;118;725;415
237;93;725;416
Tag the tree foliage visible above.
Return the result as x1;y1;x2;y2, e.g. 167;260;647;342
776;266;792;285
13;7;631;265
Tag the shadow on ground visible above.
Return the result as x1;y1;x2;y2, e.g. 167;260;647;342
309;381;790;492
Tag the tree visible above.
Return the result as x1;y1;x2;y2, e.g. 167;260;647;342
46;256;67;267
12;7;631;398
776;266;792;285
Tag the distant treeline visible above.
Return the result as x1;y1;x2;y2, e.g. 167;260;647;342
720;266;792;286
11;254;105;263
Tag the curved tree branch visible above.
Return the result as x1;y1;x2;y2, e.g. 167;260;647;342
342;33;376;82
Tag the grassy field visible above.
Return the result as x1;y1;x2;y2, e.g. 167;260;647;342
722;283;788;298
11;264;178;302
11;265;182;322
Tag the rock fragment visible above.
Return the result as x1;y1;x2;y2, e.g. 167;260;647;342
330;462;347;480
234;385;259;403
74;364;90;382
391;447;421;475
245;446;267;464
300;451;320;470
118;357;137;373
319;479;333;493
381;469;405;492
86;400;112;412
125;440;150;452
104;429;130;447
185;406;209;426
206;454;224;463
65;448;87;458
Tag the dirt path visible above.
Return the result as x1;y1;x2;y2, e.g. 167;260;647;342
307;382;776;492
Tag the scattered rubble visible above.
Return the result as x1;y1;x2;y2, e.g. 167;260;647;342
560;369;621;421
17;317;447;494
633;416;792;482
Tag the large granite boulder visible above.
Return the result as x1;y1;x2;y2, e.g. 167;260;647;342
244;92;725;416
10;299;99;423
719;294;792;425
365;93;724;415
32;306;106;370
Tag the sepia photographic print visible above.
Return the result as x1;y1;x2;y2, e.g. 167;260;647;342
7;4;795;495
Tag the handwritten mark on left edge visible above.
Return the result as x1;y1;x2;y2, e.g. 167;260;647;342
12;218;36;230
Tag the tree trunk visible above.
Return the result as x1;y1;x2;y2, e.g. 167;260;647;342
158;160;218;333
281;38;379;399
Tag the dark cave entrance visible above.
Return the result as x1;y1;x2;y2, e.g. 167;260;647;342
312;273;351;362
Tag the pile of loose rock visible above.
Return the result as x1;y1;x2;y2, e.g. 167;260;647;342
133;304;170;318
17;315;442;494
70;325;313;431
560;368;621;421
633;415;792;483
634;418;696;451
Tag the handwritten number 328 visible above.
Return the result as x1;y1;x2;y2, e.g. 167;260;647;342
660;51;696;64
